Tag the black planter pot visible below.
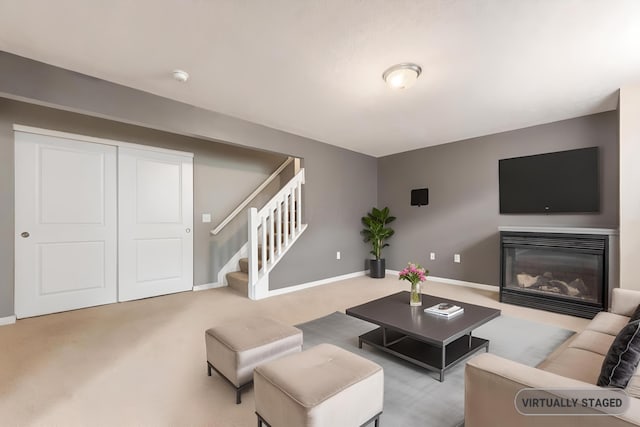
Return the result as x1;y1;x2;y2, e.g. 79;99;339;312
369;259;386;278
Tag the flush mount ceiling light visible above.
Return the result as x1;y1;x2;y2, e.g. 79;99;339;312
382;63;422;89
172;69;189;83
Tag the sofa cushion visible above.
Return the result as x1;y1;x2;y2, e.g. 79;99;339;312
586;311;629;336
568;330;616;356
541;347;604;384
597;319;640;388
630;304;640;323
612;288;640;317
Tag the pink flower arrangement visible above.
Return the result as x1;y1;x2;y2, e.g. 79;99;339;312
398;262;429;286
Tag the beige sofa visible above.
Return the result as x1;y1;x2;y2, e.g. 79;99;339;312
465;288;640;426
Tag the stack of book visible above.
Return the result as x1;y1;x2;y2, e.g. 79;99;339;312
424;302;464;318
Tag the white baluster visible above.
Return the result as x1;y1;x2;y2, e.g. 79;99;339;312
290;187;296;238
283;195;289;247
276;200;282;255
269;206;275;263
296;181;302;233
261;216;267;272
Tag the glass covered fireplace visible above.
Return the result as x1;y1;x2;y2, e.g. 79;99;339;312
500;231;607;319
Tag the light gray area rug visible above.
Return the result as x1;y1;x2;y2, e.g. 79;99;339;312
297;312;574;427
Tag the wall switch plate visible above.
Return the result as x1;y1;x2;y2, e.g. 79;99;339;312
430;252;436;260
454;254;461;263
202;213;211;223
336;251;341;260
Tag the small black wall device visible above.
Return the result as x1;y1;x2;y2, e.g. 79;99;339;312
411;188;429;206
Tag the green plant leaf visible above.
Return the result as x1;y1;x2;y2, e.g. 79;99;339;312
361;206;395;261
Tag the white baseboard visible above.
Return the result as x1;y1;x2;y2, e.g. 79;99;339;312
0;315;16;326
428;276;499;293
386;270;498;293
193;282;227;292
268;271;367;297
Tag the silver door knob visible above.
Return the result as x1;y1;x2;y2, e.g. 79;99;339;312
21;232;30;238
186;228;191;233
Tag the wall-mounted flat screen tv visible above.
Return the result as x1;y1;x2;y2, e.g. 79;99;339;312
499;147;599;214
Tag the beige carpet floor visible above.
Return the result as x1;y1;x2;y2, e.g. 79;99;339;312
0;275;590;426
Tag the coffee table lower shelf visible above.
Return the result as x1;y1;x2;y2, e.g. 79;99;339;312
358;327;489;381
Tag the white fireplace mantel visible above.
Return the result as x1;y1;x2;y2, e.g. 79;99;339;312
498;226;618;236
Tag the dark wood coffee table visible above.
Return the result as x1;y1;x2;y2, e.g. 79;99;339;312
346;291;501;381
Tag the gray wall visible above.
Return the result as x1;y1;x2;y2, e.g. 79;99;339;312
0;53;377;316
378;112;619;286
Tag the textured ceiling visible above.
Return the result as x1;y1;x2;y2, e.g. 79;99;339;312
1;0;639;157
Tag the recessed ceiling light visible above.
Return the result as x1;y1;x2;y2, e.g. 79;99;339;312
382;63;422;89
172;69;189;83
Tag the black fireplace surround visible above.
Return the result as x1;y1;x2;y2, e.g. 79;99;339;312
500;231;607;319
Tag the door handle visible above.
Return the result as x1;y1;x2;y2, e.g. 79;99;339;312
21;232;30;238
186;228;191;233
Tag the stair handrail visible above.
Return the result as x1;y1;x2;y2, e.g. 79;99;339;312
211;156;294;235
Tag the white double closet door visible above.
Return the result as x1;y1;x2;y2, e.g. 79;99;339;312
14;129;193;319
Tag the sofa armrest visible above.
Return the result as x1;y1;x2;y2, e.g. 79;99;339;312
465;353;640;427
612;288;640;317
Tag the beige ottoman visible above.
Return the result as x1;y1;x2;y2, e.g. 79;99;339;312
205;317;302;404
254;343;384;427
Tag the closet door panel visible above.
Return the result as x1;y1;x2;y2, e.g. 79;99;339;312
14;131;117;318
118;147;193;302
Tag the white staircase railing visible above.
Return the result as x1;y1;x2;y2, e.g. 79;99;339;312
248;168;307;299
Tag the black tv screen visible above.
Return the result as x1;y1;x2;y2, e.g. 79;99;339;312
499;147;599;214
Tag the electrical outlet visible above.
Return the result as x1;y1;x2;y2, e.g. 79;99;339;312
430;252;436;260
336;251;341;260
202;213;211;223
454;254;461;263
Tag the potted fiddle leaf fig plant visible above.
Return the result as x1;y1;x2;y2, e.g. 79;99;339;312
361;207;396;278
